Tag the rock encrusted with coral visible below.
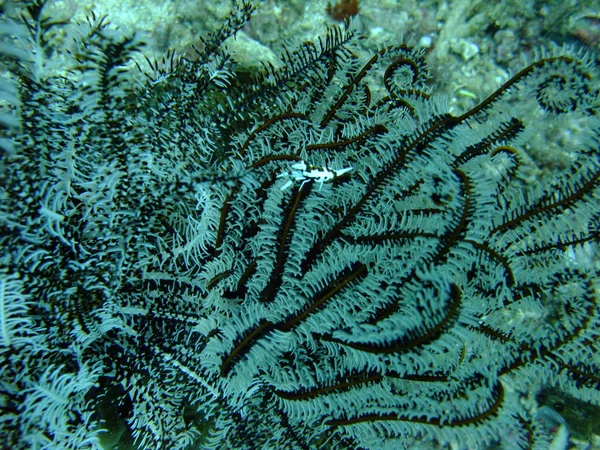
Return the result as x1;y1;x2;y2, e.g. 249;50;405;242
1;1;599;449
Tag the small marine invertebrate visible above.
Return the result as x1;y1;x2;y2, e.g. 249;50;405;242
276;160;353;191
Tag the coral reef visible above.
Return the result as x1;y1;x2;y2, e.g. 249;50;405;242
1;1;599;449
